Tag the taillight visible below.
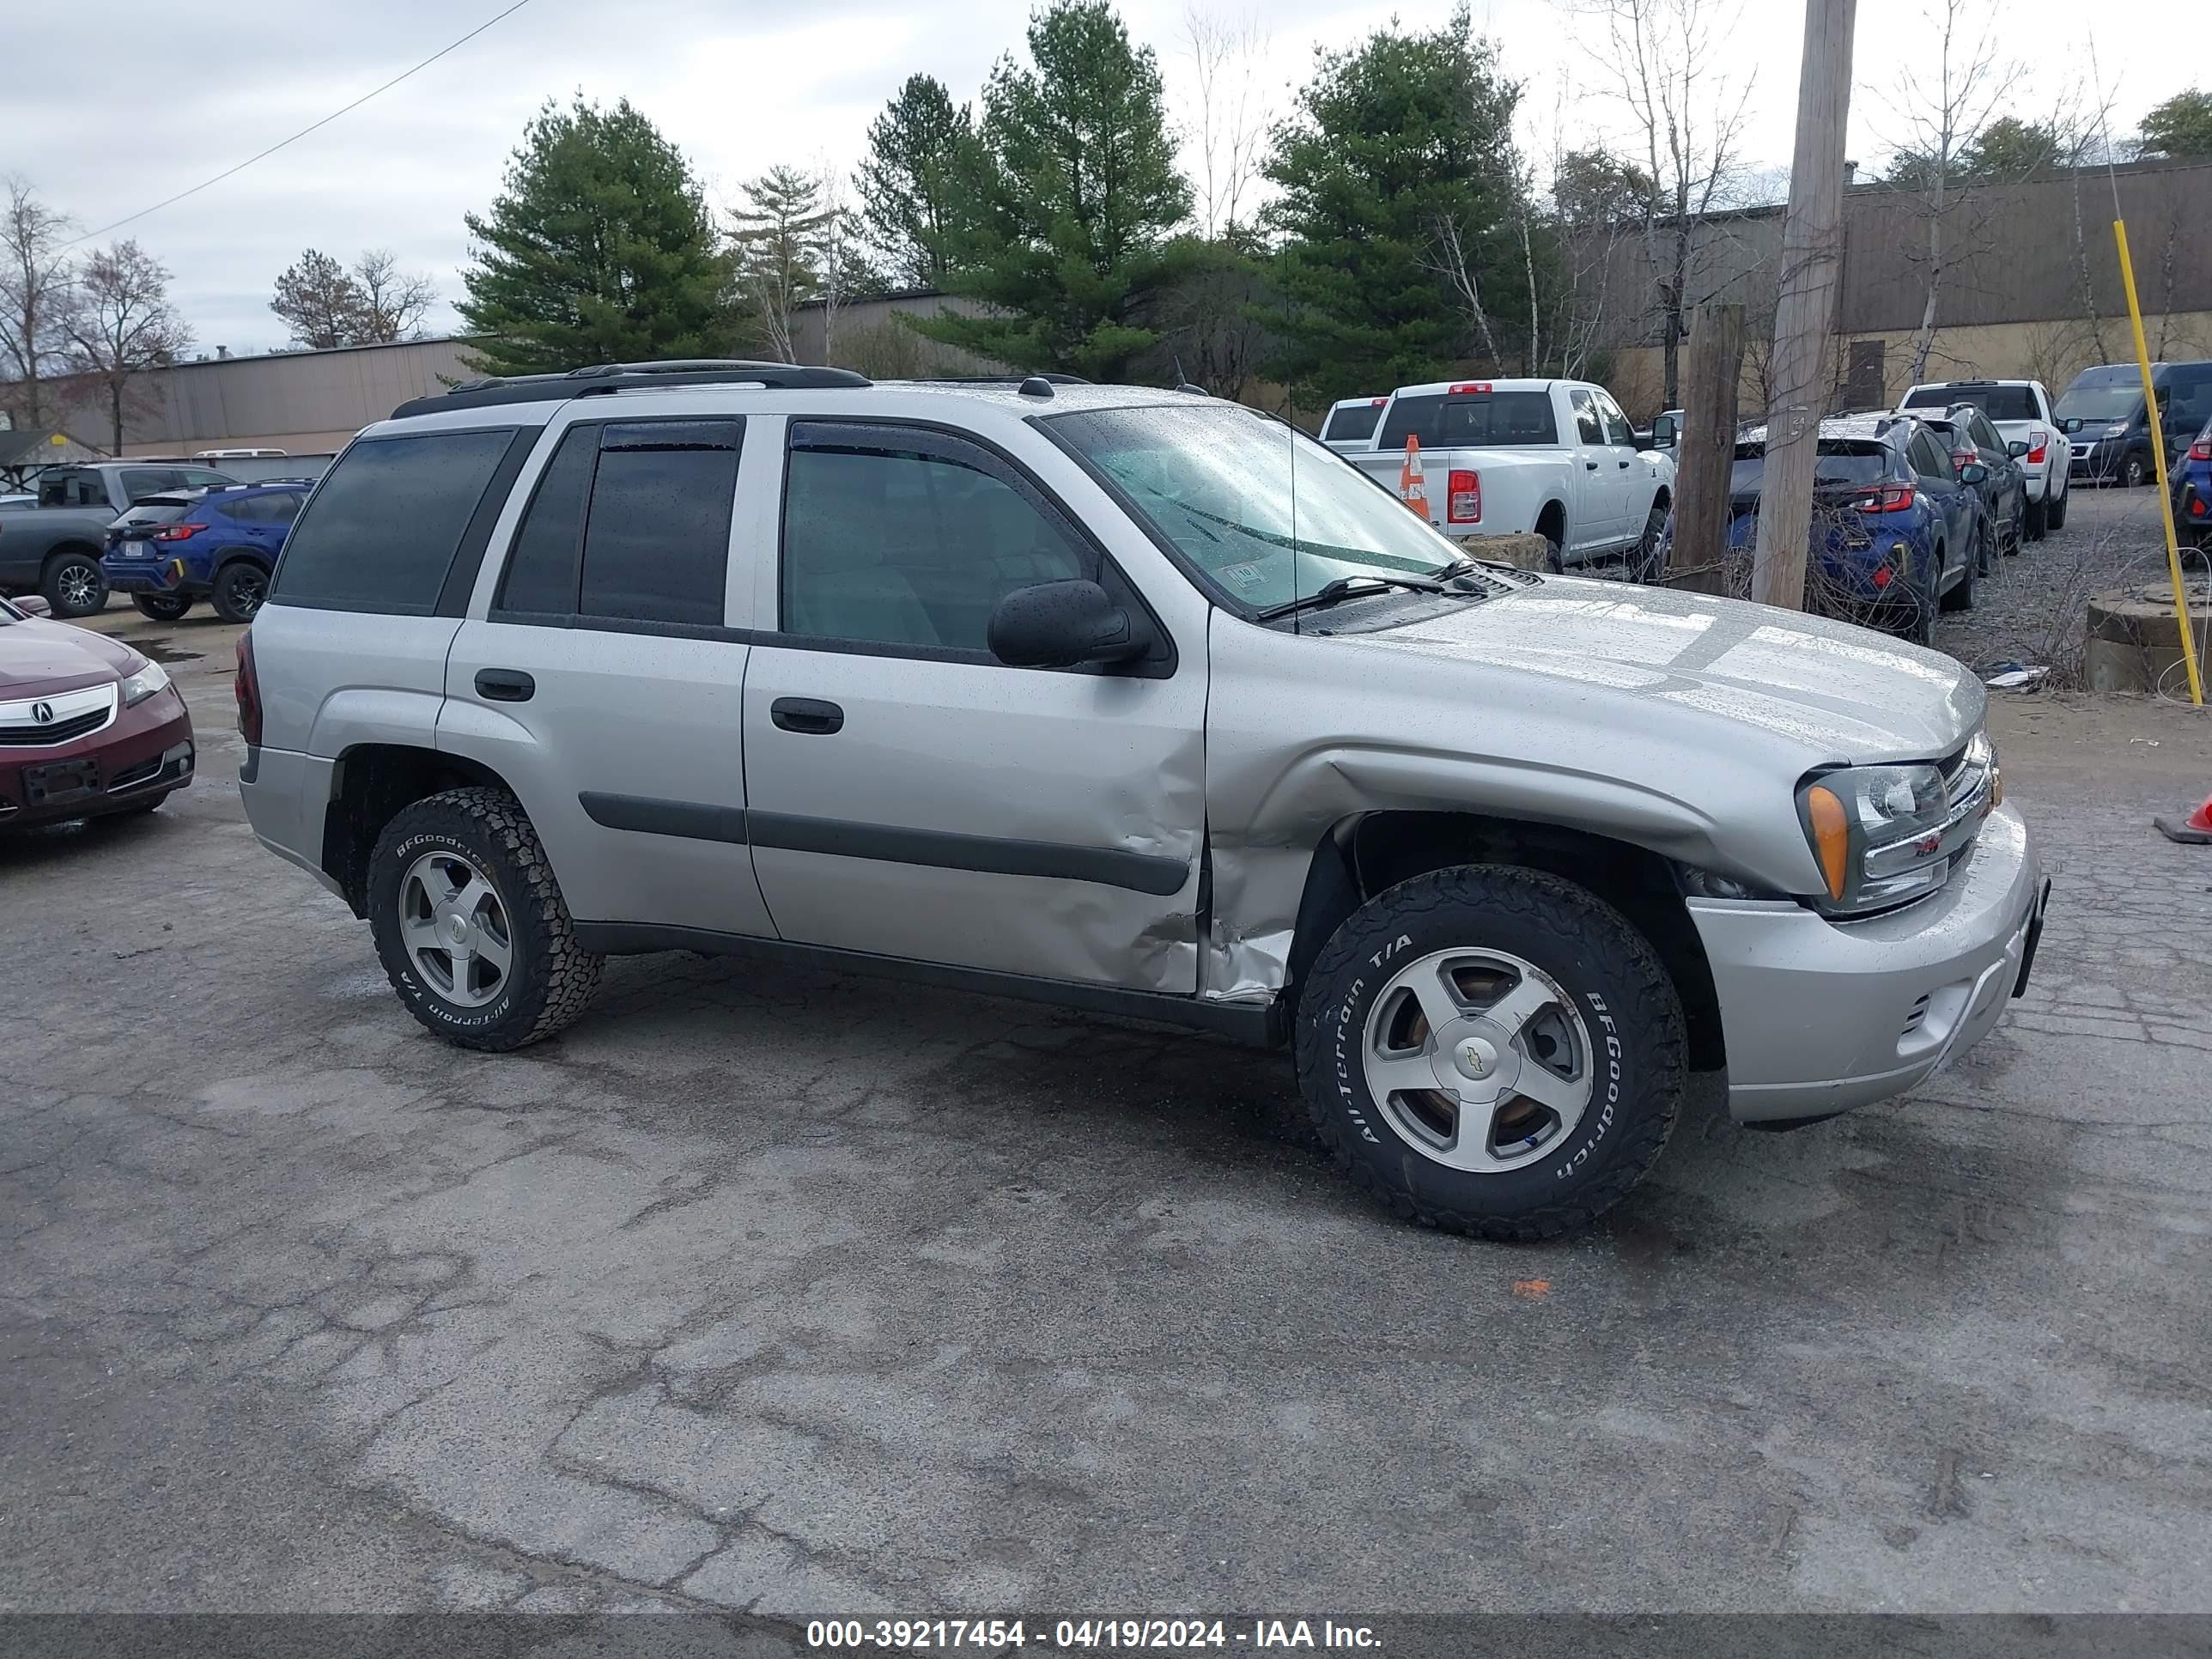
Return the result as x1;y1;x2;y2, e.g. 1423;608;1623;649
154;522;206;541
1447;382;1492;396
1850;484;1916;514
2027;429;2048;464
2191;439;2211;462
1448;469;1481;524
1950;450;1975;472
234;630;263;746
1370;397;1387;406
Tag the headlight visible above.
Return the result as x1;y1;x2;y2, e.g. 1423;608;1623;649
119;658;170;706
1796;732;1995;916
2104;423;2130;440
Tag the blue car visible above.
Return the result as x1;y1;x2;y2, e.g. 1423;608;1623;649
1724;414;1981;644
101;481;311;623
2176;417;2212;546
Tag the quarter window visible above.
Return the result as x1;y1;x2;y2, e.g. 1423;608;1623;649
781;427;1090;653
272;428;520;614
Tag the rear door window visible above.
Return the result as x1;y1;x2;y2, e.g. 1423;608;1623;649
39;469;106;507
577;421;743;628
271;428;523;614
1569;391;1605;446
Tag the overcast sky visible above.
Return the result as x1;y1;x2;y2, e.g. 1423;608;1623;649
5;0;2194;356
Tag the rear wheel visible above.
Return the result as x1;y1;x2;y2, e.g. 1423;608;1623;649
2045;482;2069;530
1294;865;1686;1240
210;561;268;624
41;551;106;618
367;787;605;1051
2023;493;2046;542
133;593;194;622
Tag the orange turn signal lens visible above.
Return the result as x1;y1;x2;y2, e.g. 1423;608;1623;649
1806;784;1850;900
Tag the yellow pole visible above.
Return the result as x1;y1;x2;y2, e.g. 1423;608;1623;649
2113;218;2204;706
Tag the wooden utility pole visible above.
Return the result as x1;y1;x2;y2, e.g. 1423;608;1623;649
1664;303;1746;594
1751;0;1858;610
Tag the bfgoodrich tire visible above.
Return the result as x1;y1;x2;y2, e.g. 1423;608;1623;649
1293;864;1686;1240
367;787;604;1051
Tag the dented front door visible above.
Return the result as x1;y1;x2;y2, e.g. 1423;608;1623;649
738;417;1207;993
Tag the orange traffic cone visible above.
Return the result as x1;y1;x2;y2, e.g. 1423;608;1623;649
2155;794;2212;844
1400;434;1431;520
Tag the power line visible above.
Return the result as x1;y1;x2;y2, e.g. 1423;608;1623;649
65;0;535;248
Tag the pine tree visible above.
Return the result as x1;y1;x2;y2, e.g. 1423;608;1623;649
857;75;977;289
457;95;734;377
269;249;364;349
913;0;1193;380
1263;9;1528;406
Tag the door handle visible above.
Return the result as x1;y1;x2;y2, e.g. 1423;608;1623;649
1584;459;1600;471
474;668;535;702
770;696;844;735
1617;459;1631;469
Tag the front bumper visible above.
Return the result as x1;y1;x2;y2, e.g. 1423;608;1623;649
1689;805;2043;1121
0;686;195;827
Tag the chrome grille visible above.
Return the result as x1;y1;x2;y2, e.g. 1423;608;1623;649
0;683;119;748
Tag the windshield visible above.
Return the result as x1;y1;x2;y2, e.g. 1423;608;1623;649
2057;382;2145;424
1051;403;1462;612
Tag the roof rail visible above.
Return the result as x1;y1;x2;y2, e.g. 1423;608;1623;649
390;359;872;419
902;374;1092;386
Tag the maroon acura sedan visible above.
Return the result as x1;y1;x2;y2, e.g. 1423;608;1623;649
0;594;194;828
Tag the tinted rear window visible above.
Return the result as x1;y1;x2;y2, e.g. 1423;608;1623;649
1731;442;1893;492
116;496;199;526
1903;385;2039;422
1323;403;1383;442
272;429;520;614
1379;392;1558;449
39;470;108;508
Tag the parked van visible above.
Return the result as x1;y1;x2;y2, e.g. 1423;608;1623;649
2055;361;2212;487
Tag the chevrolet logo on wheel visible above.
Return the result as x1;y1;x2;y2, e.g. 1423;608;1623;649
30;701;55;724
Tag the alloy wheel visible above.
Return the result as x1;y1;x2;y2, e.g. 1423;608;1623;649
397;849;514;1009
1359;947;1594;1172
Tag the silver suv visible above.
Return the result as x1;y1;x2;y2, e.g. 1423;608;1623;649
238;361;2049;1239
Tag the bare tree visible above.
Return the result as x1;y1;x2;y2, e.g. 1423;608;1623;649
0;178;79;429
63;240;191;453
729;166;830;363
1426;213;1506;366
350;249;437;343
1571;0;1755;408
811;165;874;364
1180;5;1271;240
1872;0;2029;383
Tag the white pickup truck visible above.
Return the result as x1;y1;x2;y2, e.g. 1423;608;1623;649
1347;379;1676;574
1899;379;2071;538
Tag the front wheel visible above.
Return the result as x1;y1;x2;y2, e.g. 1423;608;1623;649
1940;525;1976;611
1631;501;1668;583
2124;453;2150;489
1292;865;1686;1240
367;787;605;1051
133;593;194;622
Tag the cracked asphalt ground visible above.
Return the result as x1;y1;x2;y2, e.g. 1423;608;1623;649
4;605;2211;1632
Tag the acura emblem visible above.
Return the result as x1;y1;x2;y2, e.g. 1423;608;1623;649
30;701;54;724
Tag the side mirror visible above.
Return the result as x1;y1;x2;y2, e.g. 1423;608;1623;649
1651;414;1678;447
988;580;1145;669
1960;462;1989;484
2060;416;2082;434
2007;440;2029;459
15;594;52;617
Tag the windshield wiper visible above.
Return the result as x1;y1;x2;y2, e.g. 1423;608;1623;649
1256;574;1447;621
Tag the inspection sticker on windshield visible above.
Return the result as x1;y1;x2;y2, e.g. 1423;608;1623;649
1221;562;1264;589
